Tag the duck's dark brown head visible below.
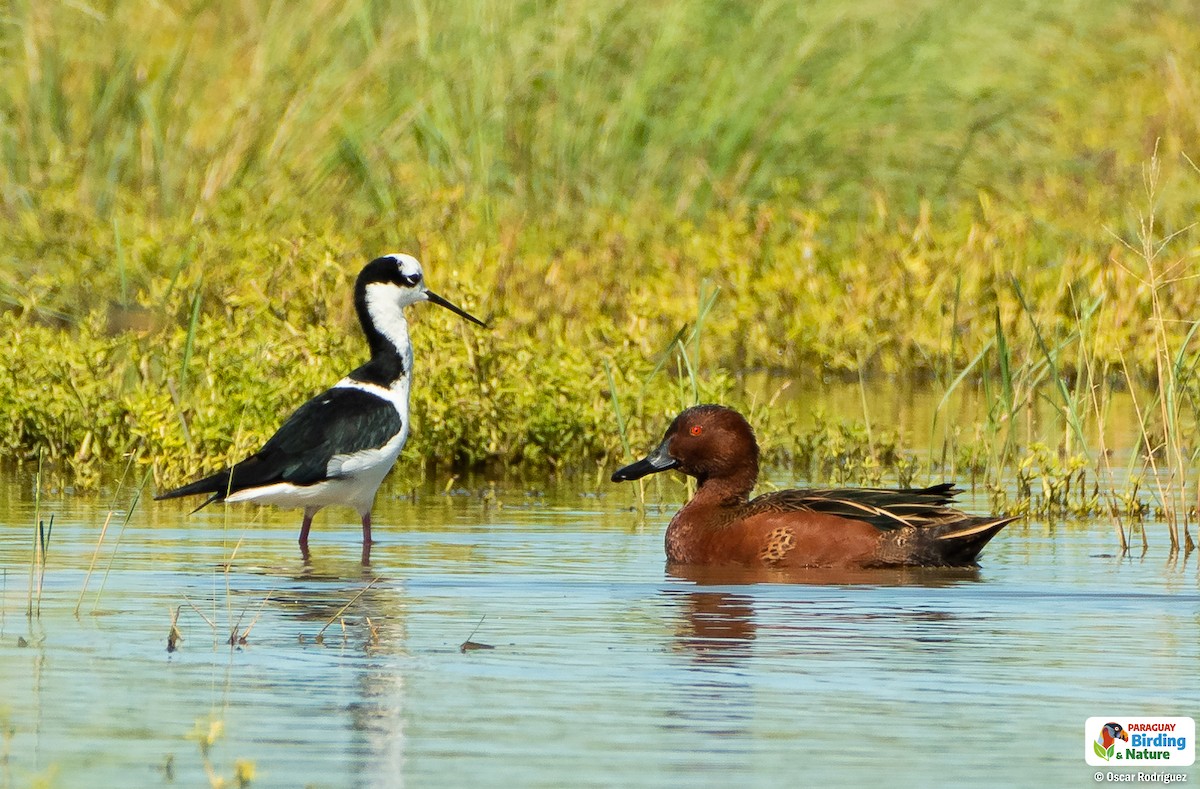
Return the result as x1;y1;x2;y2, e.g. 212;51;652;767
611;405;759;493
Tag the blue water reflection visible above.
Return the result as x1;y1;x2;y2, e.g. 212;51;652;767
0;479;1196;787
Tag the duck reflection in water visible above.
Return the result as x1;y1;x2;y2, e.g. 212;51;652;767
652;562;989;775
663;585;759;666
663;563;984;665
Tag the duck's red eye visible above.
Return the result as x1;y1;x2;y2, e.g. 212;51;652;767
690;425;703;436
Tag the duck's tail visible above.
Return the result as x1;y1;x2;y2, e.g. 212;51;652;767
930;515;1020;565
877;514;1019;567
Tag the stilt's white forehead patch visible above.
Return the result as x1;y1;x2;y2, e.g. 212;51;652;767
386;253;424;280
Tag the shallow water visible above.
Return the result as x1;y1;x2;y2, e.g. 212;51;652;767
1;473;1197;788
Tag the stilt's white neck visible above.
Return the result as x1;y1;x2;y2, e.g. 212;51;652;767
365;285;414;365
350;282;419;388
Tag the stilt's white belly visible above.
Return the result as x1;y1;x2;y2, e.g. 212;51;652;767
226;424;409;515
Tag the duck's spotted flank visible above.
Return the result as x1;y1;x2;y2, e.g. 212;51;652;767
612;405;1017;568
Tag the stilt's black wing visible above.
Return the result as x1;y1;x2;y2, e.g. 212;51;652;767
155;387;403;501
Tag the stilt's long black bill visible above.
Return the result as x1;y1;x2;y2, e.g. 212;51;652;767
426;290;487;327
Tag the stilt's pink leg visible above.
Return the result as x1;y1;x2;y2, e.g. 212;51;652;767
360;513;373;565
299;508;316;559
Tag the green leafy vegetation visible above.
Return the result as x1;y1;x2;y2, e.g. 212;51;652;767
2;0;1199;543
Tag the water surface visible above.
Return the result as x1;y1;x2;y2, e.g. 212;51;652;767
1;473;1196;788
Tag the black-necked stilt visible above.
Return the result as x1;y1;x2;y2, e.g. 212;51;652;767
155;254;485;562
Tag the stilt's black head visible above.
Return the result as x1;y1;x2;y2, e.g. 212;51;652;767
356;254;486;327
349;254;486;386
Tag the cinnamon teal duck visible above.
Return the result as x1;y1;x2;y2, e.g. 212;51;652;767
611;405;1017;568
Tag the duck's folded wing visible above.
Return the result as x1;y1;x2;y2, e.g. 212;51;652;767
745;483;961;531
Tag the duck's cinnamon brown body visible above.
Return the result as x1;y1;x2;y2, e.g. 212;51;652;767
613;405;1016;568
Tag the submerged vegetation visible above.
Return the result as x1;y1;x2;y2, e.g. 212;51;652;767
2;0;1200;543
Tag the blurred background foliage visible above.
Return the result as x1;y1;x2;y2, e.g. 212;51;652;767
1;0;1199;488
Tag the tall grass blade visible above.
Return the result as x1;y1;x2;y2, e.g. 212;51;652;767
602;358;631;458
35;514;53;616
674;339;699;407
76;446;140;615
316;578;382;640
856;351;873;454
687;282;721;370
92;469;153;613
1011;278;1087;450
26;451;43;619
179;286;203;399
929;337;994;472
603;357;646;509
645;325;689;387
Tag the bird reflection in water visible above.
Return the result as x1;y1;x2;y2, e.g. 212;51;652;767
656;563;985;774
663;563;985;665
226;554;409;783
236;554;400;642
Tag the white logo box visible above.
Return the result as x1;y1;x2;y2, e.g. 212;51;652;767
1085;717;1195;766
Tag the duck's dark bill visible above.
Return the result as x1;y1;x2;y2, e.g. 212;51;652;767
611;453;679;482
427;290;487;327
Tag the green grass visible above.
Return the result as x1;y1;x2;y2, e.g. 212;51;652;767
4;0;1194;220
1;0;1199;545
